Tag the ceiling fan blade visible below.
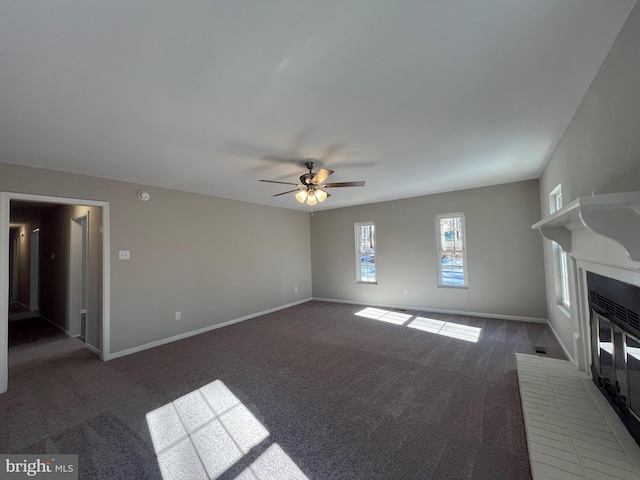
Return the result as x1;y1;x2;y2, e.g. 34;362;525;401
322;181;366;188
271;189;301;197
311;168;334;185
259;179;300;186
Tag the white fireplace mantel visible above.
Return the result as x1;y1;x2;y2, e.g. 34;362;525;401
532;191;640;261
532;190;640;374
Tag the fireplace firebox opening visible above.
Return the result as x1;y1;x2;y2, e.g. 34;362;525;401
588;271;640;447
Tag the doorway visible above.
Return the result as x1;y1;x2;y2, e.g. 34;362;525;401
0;192;111;394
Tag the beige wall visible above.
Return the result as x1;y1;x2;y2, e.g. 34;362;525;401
9;0;639;356
38;206;70;329
15;220;36;308
34;204;102;347
1;162;312;354
311;180;546;320
539;3;640;357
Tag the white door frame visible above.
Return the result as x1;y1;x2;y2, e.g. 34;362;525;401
0;192;111;394
29;229;39;312
68;212;88;338
9;229;18;303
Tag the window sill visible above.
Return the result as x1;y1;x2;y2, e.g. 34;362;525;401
437;285;468;289
556;304;571;319
357;281;377;285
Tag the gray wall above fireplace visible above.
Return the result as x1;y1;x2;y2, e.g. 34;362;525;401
537;2;640;362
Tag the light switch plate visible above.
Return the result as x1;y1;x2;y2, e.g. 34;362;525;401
119;250;130;260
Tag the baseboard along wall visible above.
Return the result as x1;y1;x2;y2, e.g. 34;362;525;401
107;296;552;362
312;297;549;324
107;298;313;361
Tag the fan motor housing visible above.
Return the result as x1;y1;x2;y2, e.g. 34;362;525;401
300;173;314;185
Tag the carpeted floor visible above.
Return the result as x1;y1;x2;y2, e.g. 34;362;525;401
9;302;29;314
0;301;565;479
9;316;65;348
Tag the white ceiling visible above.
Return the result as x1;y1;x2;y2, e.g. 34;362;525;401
0;1;635;211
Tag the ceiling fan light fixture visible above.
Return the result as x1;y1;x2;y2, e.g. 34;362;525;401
306;192;318;206
316;189;328;202
261;160;365;205
295;190;308;203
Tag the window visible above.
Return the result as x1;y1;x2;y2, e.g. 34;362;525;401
355;222;376;283
559;248;570;307
549;184;563;215
436;213;467;287
549;184;570;308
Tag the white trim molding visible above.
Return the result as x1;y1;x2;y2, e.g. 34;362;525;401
532;190;640;260
545;318;574;363
109;298;313;360
0;193;9;393
0;192;111;394
533;196;640;372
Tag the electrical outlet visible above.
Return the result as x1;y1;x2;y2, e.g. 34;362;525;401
294;286;298;293
119;250;130;260
403;289;408;296
175;311;181;321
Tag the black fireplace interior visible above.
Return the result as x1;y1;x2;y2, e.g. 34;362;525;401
588;271;640;446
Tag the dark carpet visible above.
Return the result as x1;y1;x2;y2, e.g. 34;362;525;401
8;316;65;347
0;301;565;479
9;302;29;314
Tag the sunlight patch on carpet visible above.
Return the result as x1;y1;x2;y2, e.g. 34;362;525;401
146;379;308;479
354;307;482;343
408;317;481;343
354;307;412;325
236;444;308;480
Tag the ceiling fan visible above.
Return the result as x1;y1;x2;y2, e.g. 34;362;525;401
260;160;365;205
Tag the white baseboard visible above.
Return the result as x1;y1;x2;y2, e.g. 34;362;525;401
41;315;73;337
312;297;549;324
546;319;574;363
106;298;313;361
84;343;101;356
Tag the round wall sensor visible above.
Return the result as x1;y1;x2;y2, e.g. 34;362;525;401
137;191;150;201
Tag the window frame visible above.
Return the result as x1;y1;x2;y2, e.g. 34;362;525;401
549;184;563;215
549;184;571;309
435;212;468;288
559;247;570;308
354;221;377;284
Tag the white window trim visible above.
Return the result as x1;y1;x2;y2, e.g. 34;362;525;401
549;184;563;215
436;212;468;288
355;221;377;284
549;184;571;309
559;248;570;308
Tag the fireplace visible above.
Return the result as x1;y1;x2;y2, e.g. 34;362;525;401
588;271;640;446
532;191;640;449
